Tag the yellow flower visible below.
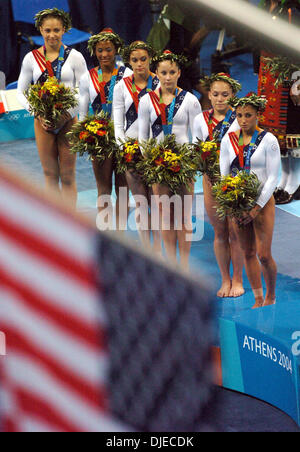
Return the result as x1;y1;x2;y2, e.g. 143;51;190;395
163;149;181;163
43;77;60;95
85;122;102;134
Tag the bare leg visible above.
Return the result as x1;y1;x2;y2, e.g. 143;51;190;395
233;220;264;309
57;117;77;210
93;157;113;230
149;186;162;255
203;175;233;297
253;197;277;307
153;183;177;264
228;219;245;297
126;170;151;247
115;171;129;231
177;182;194;270
34;119;60;194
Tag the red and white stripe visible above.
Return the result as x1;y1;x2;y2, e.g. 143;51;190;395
149;91;161;117
32;49;47;74
0;167;128;432
228;131;240;156
89;68;101;95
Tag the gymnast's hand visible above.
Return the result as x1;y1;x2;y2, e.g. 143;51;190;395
237;204;261;227
37;111;71;131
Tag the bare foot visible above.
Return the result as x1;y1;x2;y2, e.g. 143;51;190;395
263;298;276;307
229;281;245;298
217;281;232;298
252;297;264;309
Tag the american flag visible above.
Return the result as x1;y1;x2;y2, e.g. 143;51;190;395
0;165;216;433
0;166;127;432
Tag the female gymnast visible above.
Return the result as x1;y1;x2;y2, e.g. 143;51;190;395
138;50;202;268
17;7;87;209
220;93;281;308
79;28;132;229
113;40;161;250
193;73;245;298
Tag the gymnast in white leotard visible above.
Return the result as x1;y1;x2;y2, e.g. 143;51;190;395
193;73;244;299
220;93;281;308
78;29;131;230
113;40;161;251
138;50;202;268
17;8;87;209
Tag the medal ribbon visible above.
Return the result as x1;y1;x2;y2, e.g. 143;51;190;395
219;109;235;140
159;87;178;136
43;45;65;81
131;73;154;113
207;110;215;141
208;108;234;141
98;65;119;115
238;126;260;173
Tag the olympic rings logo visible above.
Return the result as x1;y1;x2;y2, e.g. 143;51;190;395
8;114;21;121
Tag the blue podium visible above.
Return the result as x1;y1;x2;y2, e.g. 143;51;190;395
219;302;300;426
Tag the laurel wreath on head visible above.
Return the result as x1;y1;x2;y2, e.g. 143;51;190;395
121;41;156;65
34;8;72;32
152;50;189;69
200;73;242;94
87;31;124;56
228;93;267;111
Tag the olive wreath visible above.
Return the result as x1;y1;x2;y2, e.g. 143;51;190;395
35;8;72;32
121;41;156;65
151;50;189;68
228;92;267;111
87;29;124;56
201;73;242;94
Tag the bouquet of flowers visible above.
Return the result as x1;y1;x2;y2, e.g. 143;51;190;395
25;76;78;128
67;112;115;163
137;134;197;193
192;139;220;182
115;138;143;174
212;171;261;221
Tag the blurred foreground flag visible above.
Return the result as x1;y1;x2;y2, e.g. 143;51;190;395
0;166;215;432
0;167;126;432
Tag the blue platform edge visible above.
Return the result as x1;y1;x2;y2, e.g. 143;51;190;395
0;110;34;142
219;302;300;426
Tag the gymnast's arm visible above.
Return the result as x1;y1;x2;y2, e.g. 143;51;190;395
112;81;126;143
256;134;281;208
68;50;88;120
78;72;91;121
219;134;231;176
17;53;33;113
187;93;202;142
138;95;151;151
